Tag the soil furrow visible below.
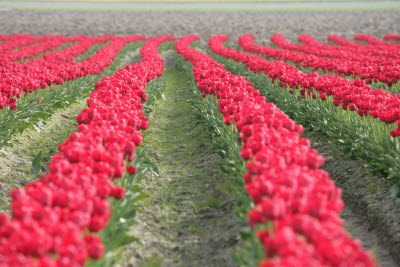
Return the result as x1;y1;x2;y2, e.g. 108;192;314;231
118;67;242;267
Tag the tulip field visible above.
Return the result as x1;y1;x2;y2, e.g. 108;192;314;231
0;31;400;267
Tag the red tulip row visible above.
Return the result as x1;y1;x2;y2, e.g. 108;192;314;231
210;35;400;137
0;35;173;267
0;35;146;110
240;34;400;86
353;34;400;47
0;35;79;63
176;34;376;267
384;34;400;42
272;34;400;63
324;34;400;57
271;34;400;66
0;34;45;54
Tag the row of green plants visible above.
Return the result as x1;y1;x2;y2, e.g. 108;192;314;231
0;41;144;153
210;51;400;197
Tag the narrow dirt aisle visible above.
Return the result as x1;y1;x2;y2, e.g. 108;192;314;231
119;67;242;267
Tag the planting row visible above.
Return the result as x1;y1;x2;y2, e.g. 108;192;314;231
0;39;144;150
242;34;400;87
0;35;146;110
0;34;49;54
176;35;376;266
272;34;400;61
0;35;77;63
211;35;400;135
0;35;173;266
384;34;400;42
210;35;400;193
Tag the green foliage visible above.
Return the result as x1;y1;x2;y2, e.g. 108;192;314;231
158;41;175;53
31;150;42;175
175;54;250;218
142;76;166;116
233;224;267;267
389;182;400;198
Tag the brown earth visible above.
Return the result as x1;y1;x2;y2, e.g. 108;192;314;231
0;9;399;44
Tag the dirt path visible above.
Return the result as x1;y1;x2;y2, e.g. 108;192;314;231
118;67;242;267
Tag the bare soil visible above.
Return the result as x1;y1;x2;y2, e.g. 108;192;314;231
0;9;399;45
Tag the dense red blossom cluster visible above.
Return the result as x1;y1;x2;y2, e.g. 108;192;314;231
384;34;400;42
273;34;400;63
0;35;79;63
176;35;376;267
240;34;400;86
210;35;400;137
0;34;45;54
0;35;174;266
0;35;146;110
353;34;400;47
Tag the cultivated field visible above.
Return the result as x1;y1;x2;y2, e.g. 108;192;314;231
0;3;400;267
